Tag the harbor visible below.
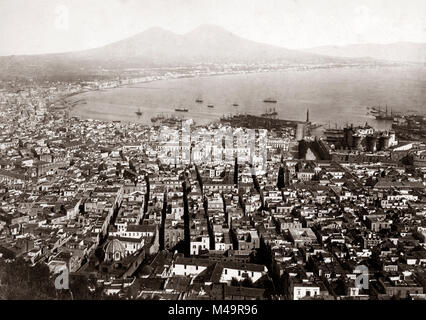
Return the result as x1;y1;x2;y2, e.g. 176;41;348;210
66;66;426;128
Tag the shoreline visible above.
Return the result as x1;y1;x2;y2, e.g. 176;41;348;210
64;62;408;103
63;63;424;126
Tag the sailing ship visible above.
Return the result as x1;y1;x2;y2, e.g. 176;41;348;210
135;108;143;117
261;107;278;117
151;114;166;122
370;106;380;114
375;105;394;120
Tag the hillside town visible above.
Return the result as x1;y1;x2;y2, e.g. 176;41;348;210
0;80;426;301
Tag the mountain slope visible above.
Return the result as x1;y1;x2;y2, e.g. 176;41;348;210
304;42;426;63
75;24;334;65
0;25;369;79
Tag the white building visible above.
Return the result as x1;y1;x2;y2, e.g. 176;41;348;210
293;283;320;300
190;235;210;255
219;262;267;284
170;256;210;277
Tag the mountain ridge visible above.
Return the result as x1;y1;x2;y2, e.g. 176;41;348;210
0;25;398;80
304;42;426;63
72;24;333;65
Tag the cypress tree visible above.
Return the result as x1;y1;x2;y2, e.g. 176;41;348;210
234;157;239;186
277;166;285;189
182;181;191;257
159;192;167;251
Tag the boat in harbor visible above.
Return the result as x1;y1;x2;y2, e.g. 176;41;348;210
195;98;203;103
207;105;214;108
309;123;323;129
376;114;394;120
175;107;189;112
375;105;394;120
233;103;239;107
151;114;166;122
135;108;143;117
261;107;278;117
370;107;380;114
163;115;183;126
263;98;277;103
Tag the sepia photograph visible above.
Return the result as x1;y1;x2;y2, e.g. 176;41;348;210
0;0;425;311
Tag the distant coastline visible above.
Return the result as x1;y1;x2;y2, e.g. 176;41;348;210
65;62;410;113
63;64;426;131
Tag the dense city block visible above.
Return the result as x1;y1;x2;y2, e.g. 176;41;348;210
0;79;425;301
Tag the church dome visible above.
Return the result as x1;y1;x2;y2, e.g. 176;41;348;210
104;238;126;262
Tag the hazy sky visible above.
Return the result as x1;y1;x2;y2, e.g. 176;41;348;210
0;0;425;56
